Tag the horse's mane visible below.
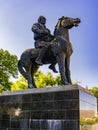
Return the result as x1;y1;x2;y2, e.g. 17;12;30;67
55;16;65;29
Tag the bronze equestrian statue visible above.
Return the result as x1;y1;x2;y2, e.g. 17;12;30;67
18;16;81;88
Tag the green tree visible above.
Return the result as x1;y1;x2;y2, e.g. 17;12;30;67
11;76;28;90
12;70;77;90
34;71;57;88
0;49;18;91
12;71;62;90
90;87;98;99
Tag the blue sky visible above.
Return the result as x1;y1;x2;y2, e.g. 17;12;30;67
0;0;98;88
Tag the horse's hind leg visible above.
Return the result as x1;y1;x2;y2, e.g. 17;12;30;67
31;65;39;88
56;53;69;85
26;63;35;88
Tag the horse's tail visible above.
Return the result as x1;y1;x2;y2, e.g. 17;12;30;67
17;60;27;79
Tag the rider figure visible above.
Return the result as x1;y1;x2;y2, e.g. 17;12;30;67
31;16;58;73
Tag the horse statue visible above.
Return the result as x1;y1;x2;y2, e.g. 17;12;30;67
18;16;81;88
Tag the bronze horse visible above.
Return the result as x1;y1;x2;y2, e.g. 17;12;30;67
18;16;81;88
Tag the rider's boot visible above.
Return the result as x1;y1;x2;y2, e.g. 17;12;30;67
36;47;48;65
49;64;58;73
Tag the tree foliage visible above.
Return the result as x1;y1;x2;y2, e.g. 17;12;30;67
11;76;28;90
0;49;18;90
11;71;62;90
34;71;62;88
11;71;82;91
90;87;98;100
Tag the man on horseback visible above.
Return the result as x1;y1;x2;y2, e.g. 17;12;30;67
31;16;58;73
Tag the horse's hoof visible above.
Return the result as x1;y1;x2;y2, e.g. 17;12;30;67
63;81;70;85
65;83;69;85
29;84;34;89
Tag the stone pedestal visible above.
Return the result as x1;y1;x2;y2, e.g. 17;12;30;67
0;85;97;130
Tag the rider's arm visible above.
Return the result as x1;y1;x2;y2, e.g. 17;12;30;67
45;28;50;34
31;23;44;34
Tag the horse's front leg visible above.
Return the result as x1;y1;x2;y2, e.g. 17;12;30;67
56;52;69;85
65;57;72;84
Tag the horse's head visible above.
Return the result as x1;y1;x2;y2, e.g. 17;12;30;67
55;16;81;29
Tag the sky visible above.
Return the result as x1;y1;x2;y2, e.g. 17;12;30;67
0;0;98;88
